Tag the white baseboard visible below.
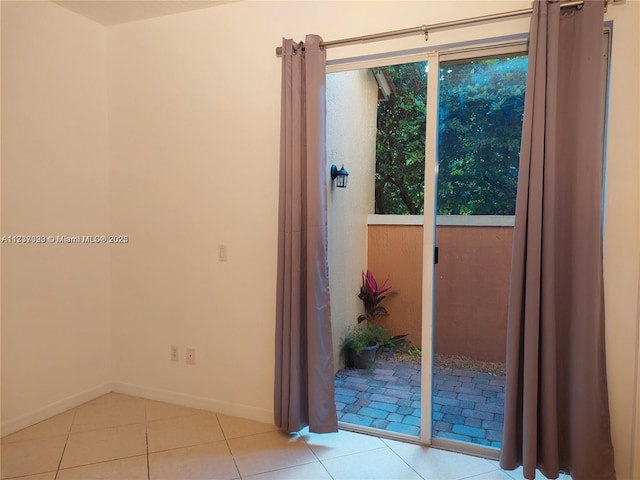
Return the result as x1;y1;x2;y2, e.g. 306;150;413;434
1;383;114;436
1;382;274;437
112;382;274;425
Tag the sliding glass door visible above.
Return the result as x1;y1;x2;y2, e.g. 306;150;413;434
327;56;431;442
326;43;528;456
430;51;527;455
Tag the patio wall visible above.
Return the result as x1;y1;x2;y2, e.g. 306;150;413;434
368;224;424;352
327;69;378;369
368;220;513;363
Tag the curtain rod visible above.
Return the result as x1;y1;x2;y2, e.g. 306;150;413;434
275;0;593;57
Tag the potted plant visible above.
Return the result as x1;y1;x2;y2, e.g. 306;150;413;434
340;322;386;369
358;269;393;324
341;270;409;369
358;270;408;353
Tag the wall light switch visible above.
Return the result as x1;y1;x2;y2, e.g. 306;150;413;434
218;245;228;262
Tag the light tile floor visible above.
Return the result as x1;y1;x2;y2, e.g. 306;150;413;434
0;393;566;479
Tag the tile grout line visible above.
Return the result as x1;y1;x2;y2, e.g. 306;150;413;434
4;393;523;480
298;428;337;479
51;454;149;476
455;458;507;480
54;406;79;479
236;460;327;480
318;460;336;479
55;396;149;474
385;441;427;480
214;412;243;479
229;429;331;479
317;443;390;462
315;445;392;479
145;401;150;480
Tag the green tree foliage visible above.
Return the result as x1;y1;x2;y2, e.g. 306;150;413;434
375;62;427;215
375;56;527;215
438;57;527;215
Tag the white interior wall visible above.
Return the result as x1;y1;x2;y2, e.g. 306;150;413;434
106;2;281;420
0;1;638;477
327;69;378;368
105;0;536;423
0;1;112;432
107;4;640;477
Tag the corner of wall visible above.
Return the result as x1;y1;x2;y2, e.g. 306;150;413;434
1;0;112;429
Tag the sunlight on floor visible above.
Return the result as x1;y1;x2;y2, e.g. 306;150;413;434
0;393;564;479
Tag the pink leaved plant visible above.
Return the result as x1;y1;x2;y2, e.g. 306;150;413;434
357;269;393;324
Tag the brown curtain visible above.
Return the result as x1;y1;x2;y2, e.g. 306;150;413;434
500;1;615;479
274;35;338;434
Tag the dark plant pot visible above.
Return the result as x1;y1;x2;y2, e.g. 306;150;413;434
349;342;379;369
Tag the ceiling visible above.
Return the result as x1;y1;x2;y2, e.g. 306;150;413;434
53;1;238;26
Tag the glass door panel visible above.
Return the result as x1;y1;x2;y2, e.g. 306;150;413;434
431;53;527;452
326;59;430;441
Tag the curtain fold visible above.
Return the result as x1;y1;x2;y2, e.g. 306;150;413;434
274;35;338;434
500;1;615;479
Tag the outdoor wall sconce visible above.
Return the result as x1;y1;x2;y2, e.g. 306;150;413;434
331;164;349;188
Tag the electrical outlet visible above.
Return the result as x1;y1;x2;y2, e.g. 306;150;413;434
186;347;196;365
170;345;179;362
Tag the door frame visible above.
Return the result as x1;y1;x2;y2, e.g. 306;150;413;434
420;50;439;445
326;39;529;457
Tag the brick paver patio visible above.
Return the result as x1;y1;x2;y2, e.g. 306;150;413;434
335;357;505;448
